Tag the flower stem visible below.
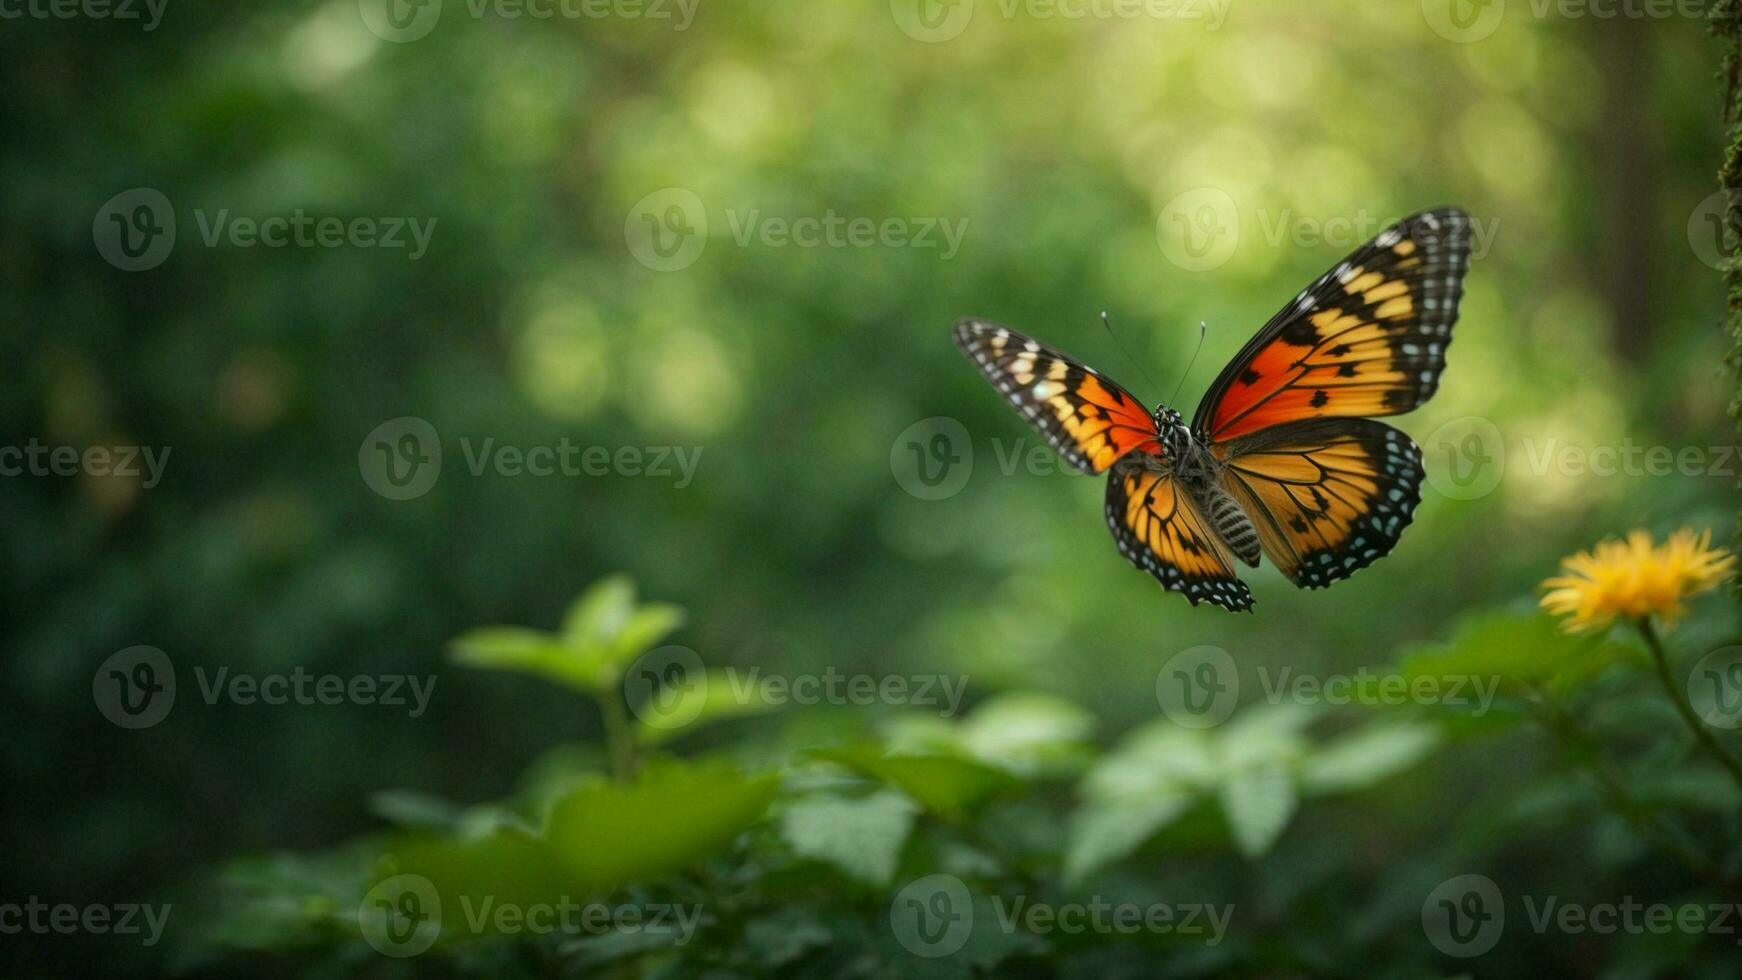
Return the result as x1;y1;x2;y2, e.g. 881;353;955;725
1527;683;1719;884
1638;617;1742;793
598;685;637;781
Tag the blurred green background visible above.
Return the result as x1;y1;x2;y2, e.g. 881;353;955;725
3;0;1740;976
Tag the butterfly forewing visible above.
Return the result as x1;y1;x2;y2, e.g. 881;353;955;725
1192;208;1472;443
954;319;1161;474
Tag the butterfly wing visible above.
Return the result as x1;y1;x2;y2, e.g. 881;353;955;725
1191;208;1472;444
955;319;1161;474
1212;419;1423;589
1106;458;1254;611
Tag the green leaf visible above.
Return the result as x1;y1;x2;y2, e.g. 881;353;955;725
1218;762;1296;858
543;757;777;894
369;789;464;831
1063;791;1195;885
633;668;778;747
1394;609;1636;696
608;603;686;665
561;574;637;644
779;791;916;885
382;830;574;938
957;692;1095;777
807;744;1018;820
742;907;833;969
1300;721;1440;795
450;627;613;694
1081;723;1217;801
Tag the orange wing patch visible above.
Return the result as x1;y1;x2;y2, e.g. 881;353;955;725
1214;419;1423;589
956;319;1161;473
1193;208;1471;443
1105;460;1253;611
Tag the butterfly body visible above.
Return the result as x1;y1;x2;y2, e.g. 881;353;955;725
956;207;1472;611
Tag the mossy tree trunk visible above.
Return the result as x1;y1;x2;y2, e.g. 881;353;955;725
1717;2;1742;577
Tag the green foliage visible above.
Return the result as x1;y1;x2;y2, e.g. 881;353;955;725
1395;608;1639;694
452;575;684;696
183;573;1742;976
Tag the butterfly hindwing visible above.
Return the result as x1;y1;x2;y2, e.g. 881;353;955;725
955;319;1160;474
1212;418;1423;589
1192;208;1472;444
1105;458;1254;611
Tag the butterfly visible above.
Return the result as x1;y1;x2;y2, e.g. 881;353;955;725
954;207;1471;611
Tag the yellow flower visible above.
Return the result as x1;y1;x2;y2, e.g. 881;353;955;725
1540;528;1734;633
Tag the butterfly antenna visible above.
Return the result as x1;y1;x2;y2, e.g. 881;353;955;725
1168;321;1208;407
1099;311;1163;395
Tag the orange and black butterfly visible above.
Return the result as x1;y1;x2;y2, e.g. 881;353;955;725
955;207;1471;611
